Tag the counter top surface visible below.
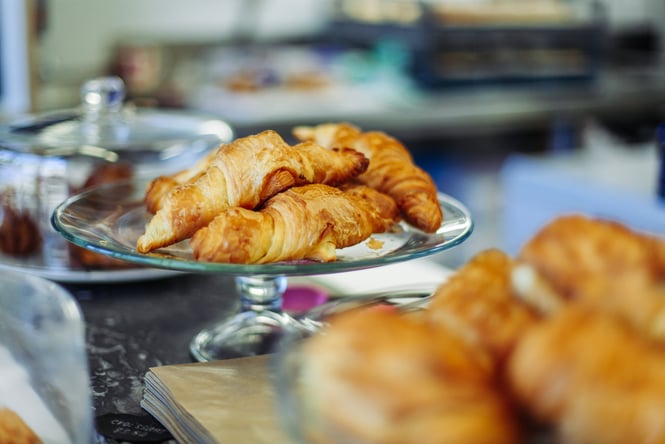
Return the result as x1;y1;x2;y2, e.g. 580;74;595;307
63;272;240;443
60;257;453;443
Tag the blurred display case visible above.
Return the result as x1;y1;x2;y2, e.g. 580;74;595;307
500;123;665;255
326;0;607;89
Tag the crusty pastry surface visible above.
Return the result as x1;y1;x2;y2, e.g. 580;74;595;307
293;122;443;233
137;130;368;253
144;145;221;214
190;183;399;264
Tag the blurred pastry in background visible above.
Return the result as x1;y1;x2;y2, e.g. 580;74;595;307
74;162;134;193
430;0;575;25
67;162;135;269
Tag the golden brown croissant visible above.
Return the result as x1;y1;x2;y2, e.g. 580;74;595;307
144;145;221;214
507;306;665;444
293;123;443;233
427;249;540;364
190;183;399;264
136;130;369;253
299;307;521;444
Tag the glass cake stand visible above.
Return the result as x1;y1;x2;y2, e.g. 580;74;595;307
51;178;473;361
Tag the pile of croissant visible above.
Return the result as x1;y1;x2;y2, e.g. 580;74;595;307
136;123;442;264
300;215;665;444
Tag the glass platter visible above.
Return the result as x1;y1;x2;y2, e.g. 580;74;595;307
0;254;182;284
52;178;473;361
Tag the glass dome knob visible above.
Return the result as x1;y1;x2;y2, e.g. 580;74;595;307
80;76;126;115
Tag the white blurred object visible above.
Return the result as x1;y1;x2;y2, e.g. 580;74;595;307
501;120;664;254
0;271;95;443
295;257;453;295
0;0;33;115
0;347;69;443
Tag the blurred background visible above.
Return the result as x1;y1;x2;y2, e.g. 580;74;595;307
2;0;665;267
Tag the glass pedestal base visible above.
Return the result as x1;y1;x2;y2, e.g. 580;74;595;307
189;275;300;361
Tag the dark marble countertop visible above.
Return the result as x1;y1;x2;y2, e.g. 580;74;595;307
63;272;241;443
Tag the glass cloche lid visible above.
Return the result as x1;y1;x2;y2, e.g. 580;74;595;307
0;76;233;160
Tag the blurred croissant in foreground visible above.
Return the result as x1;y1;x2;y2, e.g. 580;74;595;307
508;306;665;444
300;307;522;444
299;214;665;444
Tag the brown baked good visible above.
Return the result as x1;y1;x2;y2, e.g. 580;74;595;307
427;249;540;363
517;214;665;341
144;146;221;214
190;183;399;263
67;244;132;269
137;130;369;253
518;214;665;300
0;408;41;444
299;307;521;444
0;191;41;257
508;306;665;444
293;214;665;443
293;122;443;233
77;162;134;191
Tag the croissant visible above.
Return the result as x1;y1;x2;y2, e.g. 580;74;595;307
190;183;400;264
299;307;521;444
144;145;221;214
427;249;540;364
516;214;665;341
136;130;369;253
518;214;665;301
508;307;665;444
293;122;443;233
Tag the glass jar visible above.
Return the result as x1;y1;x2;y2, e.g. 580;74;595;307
0;76;233;281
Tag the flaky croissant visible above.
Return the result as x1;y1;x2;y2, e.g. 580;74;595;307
144;145;221;214
190;183;400;264
293;122;443;233
137;130;369;253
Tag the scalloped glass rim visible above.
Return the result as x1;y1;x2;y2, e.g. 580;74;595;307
51;179;473;277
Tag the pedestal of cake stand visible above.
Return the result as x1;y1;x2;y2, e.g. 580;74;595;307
189;275;301;361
